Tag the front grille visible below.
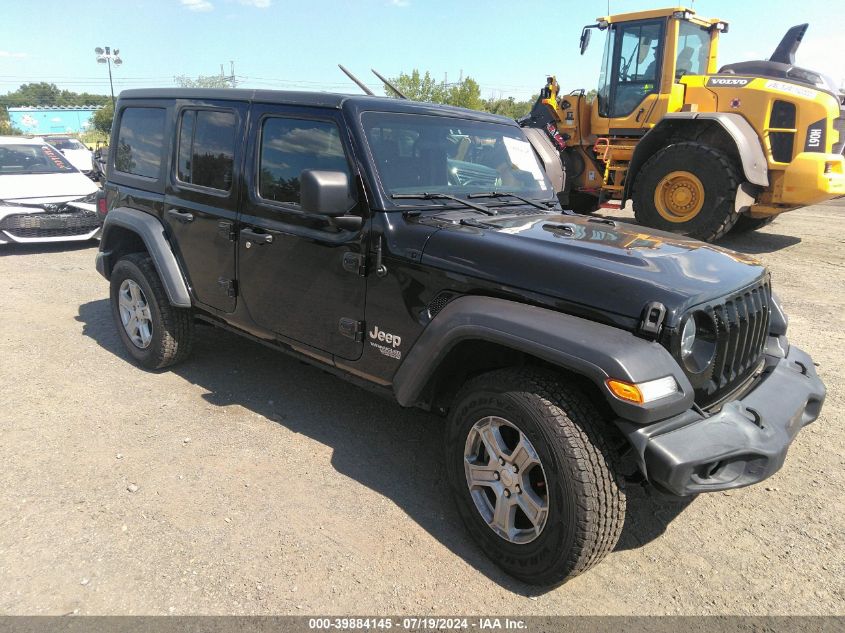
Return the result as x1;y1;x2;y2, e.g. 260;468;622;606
0;208;100;239
697;280;772;407
833;110;845;155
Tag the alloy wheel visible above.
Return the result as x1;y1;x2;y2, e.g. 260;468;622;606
463;416;550;544
118;279;153;349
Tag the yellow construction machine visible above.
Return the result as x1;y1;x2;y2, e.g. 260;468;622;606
520;6;844;241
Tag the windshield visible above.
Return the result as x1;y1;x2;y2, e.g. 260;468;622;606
0;143;76;175
361;112;552;203
46;138;87;151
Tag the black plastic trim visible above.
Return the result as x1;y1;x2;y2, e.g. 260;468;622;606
393;296;694;423
616;341;825;496
97;207;192;307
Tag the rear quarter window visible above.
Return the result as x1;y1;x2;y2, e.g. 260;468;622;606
115;107;166;179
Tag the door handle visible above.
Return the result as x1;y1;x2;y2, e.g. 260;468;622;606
167;209;194;223
240;228;274;245
635;107;645;123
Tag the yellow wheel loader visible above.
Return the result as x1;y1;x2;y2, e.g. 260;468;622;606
520;6;845;241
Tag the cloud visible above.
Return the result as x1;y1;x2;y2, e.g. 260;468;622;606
238;0;272;6
0;50;27;58
180;0;213;11
387;0;409;6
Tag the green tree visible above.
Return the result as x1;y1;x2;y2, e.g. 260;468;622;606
482;95;537;119
174;74;234;89
388;70;538;119
446;77;483;110
388;70;446;103
92;102;114;134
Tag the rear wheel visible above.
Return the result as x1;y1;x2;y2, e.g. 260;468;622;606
444;368;626;585
731;214;776;233
110;252;194;369
633;142;740;242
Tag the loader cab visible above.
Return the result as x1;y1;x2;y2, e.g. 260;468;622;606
583;8;725;135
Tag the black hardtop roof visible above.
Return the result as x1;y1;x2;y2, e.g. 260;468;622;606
118;88;517;125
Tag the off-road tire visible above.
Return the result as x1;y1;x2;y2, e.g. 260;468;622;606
731;214;776;234
110;252;194;369
445;367;626;585
633;142;740;242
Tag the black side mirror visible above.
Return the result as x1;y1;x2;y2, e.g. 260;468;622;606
300;170;355;217
579;27;592;55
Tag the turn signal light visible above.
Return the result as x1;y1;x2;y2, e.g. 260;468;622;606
606;376;679;405
606;379;644;404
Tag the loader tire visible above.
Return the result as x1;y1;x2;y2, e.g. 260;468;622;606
633;142;740;242
732;215;776;233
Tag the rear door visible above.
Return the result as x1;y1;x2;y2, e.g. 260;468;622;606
164;100;247;313
236;104;368;360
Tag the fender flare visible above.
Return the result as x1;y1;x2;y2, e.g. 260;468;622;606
96;207;192;308
623;112;769;201
392;296;694;424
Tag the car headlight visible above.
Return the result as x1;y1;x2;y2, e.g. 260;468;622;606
680;317;697;359
679;311;717;374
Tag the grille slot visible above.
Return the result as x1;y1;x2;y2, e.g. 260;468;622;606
698;280;771;406
769;100;796;163
427;292;456;318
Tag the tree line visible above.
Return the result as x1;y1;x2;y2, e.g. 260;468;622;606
1;71;550;136
386;70;538;119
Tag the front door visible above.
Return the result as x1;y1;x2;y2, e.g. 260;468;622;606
236;105;368;361
595;18;666;132
164;100;247;313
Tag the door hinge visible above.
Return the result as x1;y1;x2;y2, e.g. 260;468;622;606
342;252;367;276
218;278;237;298
217;220;236;241
338;317;365;342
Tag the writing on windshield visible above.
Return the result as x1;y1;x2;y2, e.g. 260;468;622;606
0;144;75;174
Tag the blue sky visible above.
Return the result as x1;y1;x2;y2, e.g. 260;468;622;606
1;0;843;101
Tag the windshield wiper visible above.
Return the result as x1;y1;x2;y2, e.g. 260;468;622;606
467;191;554;211
391;193;496;216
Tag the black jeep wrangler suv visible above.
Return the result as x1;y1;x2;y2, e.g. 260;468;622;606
95;89;825;585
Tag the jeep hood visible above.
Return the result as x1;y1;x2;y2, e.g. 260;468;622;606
419;212;767;327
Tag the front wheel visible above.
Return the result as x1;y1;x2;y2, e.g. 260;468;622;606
633;142;740;242
444;368;626;585
109;252;194;369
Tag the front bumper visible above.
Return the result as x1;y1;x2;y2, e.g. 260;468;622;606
617;340;825;496
778;152;845;206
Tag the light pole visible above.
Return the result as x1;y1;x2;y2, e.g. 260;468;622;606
94;46;123;108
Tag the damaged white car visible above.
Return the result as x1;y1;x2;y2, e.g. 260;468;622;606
0;136;100;244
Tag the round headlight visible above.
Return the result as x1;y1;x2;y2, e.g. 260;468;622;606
679;312;717;374
680;317;697;359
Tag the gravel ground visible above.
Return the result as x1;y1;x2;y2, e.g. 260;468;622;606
0;201;843;615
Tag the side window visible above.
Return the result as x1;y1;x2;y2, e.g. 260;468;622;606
258;117;351;206
176;109;236;191
115;107;166;178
